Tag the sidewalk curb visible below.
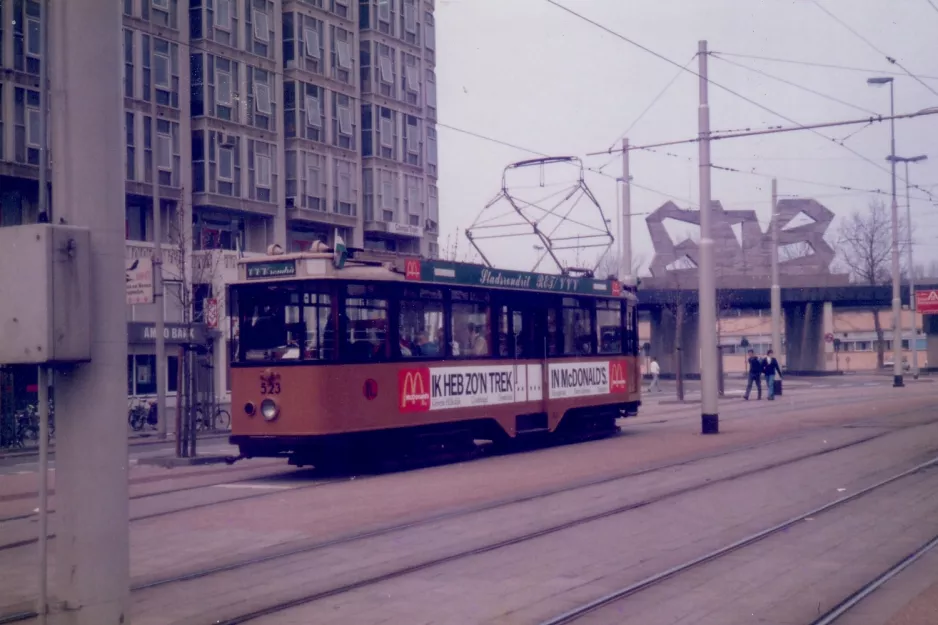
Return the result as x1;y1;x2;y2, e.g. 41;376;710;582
0;432;230;460
137;454;234;468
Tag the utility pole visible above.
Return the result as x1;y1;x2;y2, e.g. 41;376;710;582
697;40;719;434
152;77;168;440
888;154;928;379
620;138;632;281
49;0;130;622
888;82;903;388
770;178;782;358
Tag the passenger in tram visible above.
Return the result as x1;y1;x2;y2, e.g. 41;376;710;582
467;323;489;356
415;331;440;357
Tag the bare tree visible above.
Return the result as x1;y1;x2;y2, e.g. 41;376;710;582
162;205;226;456
837;198;907;369
593;251;648;280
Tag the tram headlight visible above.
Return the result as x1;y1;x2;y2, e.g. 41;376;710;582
260;399;279;421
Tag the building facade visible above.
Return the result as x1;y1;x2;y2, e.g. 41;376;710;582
0;0;440;419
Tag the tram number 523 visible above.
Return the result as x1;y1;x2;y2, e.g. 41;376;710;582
260;372;282;395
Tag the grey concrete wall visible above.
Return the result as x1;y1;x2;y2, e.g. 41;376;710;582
649;303;701;376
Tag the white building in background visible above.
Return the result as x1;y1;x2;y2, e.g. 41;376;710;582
0;0;440;410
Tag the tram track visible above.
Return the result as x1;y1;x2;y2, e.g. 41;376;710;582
123;410;938;625
1;399;935;625
0;472;346;552
808;532;938;625
536;458;938;625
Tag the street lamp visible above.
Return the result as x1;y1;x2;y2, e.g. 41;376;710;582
867;76;904;387
887;153;928;379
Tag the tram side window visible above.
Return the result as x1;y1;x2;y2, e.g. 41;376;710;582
344;284;390;362
625;302;638;356
399;287;444;358
546;305;560;356
302;292;335;360
450;289;491;357
597;300;622;354
562;297;594;356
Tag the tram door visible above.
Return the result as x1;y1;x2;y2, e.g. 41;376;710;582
497;296;552;416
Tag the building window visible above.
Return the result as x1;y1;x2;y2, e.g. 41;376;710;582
403;53;420;106
216;69;233;106
334;93;355;150
219;145;234;181
424;11;435;54
379;169;397;220
154;44;170;89
302;17;323;74
254;82;272;115
304;152;326;210
404;115;420;165
215;0;232;30
404;175;422;220
126;112;136;181
124;30;135;99
331;0;350;19
378;107;396;159
302;83;324;142
332;26;353;85
426;68;437;120
428;185;439;230
401;0;418;45
250;141;275;202
334;158;356;216
253;9;270;43
377;43;396;99
427;125;438;177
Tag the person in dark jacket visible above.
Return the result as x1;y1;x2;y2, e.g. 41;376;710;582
762;349;782;400
744;349;763;400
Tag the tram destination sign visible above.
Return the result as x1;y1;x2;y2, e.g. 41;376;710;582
246;259;297;279
405;259;622;297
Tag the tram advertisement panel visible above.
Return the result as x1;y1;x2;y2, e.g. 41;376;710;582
399;365;520;413
548;361;629;399
398;360;629;412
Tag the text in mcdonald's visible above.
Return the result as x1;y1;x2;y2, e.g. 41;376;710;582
398;368;431;412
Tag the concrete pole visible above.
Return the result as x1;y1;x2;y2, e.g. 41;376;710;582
151;74;167;440
620;138;632;281
770;178;782;357
37;3;51;620
904;160;918;379
888;82;904;387
697;40;719;434
49;0;130;622
37;366;49;625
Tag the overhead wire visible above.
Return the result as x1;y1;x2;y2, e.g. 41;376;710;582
602;56;696;157
707;51;938;82
542;0;934;198
710;53;879;116
810;0;938;98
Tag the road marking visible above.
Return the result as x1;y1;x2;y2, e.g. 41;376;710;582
213;483;293;491
16;471;32;475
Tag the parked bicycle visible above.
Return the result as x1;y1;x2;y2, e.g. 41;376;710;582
194;404;231;432
127;398;158;432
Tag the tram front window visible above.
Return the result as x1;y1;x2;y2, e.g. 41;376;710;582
234;285;336;362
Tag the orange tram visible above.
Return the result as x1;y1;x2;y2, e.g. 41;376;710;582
228;245;641;467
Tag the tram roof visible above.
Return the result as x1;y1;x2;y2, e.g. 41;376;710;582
232;248;638;301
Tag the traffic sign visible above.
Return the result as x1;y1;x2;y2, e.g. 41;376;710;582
916;289;938;315
205;298;219;329
824;333;834;343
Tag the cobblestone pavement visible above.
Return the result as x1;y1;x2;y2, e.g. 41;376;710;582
1;382;936;624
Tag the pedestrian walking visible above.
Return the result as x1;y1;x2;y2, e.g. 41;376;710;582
762;350;782;400
743;349;763;400
647;357;662;393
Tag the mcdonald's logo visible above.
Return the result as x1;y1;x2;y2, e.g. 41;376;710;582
611;280;622;297
609;360;628;393
399;368;431;412
405;259;422;281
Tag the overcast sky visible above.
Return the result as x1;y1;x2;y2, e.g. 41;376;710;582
433;0;938;275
